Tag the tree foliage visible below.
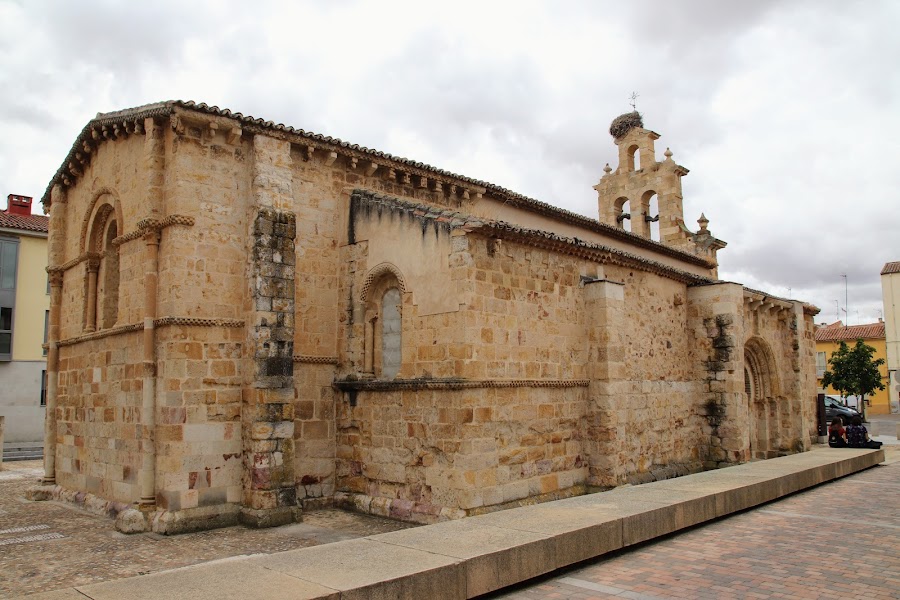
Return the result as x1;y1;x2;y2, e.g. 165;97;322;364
822;339;885;419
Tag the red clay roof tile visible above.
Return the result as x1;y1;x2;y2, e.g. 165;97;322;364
815;321;885;342
881;261;900;275
0;210;49;234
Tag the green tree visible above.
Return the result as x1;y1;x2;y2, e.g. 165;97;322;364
821;339;885;421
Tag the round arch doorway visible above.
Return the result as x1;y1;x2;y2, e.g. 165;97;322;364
744;338;780;459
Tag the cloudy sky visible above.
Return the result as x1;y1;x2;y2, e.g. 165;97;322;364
1;0;897;324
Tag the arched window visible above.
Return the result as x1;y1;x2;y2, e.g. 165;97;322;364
625;144;640;171
99;218;119;329
361;264;407;379
381;288;401;378
83;197;120;332
643;191;659;241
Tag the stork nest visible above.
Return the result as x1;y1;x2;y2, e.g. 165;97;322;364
609;111;644;139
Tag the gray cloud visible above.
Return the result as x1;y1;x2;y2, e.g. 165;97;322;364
1;0;897;323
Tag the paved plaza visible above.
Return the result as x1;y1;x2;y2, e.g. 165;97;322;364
1;447;897;599
491;449;900;600
0;461;415;598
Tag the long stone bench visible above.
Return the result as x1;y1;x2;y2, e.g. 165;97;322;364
26;448;884;600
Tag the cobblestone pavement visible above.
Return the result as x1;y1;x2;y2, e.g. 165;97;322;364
490;455;900;600
0;461;417;598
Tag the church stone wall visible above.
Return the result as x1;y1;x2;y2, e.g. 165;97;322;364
153;325;244;513
335;385;588;522
605;266;708;481
55;331;144;503
36;103;820;534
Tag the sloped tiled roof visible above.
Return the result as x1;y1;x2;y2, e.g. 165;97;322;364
349;189;713;285
0;210;49;234
881;261;900;275
42;100;713;268
815;321;885;342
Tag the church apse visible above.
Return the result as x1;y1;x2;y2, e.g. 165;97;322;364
31;100;819;533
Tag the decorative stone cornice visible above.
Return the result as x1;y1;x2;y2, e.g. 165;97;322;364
350;190;712;286
114;214;195;247
293;355;339;365
154;317;245;328
57;316;245;347
57;322;144;347
38;100;711;269
333;378;590;392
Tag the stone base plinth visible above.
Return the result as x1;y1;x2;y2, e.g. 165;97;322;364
239;505;301;529
25;485;56;501
151;503;242;535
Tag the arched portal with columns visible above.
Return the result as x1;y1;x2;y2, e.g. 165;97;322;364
744;337;781;459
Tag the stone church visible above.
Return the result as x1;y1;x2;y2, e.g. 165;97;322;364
34;101;819;533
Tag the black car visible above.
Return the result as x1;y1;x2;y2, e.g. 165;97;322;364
824;395;862;424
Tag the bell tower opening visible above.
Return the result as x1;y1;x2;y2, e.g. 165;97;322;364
593;110;727;268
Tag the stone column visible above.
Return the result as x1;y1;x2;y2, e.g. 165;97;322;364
687;283;748;467
84;258;99;332
241;134;299;527
139;229;160;509
363;315;376;375
583;279;626;487
143;117;165;219
42;183;67;485
0;415;5;469
137;116;165;508
791;302;816;450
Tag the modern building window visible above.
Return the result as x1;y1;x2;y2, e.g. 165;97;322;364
0;238;18;361
816;351;827;378
43;310;49;356
0;306;12;359
0;238;17;290
40;369;47;406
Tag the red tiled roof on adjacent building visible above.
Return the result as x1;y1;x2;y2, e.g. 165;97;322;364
881;261;900;275
815;320;885;342
2;194;48;234
0;210;49;234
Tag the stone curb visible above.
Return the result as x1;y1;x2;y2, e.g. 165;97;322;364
24;448;884;600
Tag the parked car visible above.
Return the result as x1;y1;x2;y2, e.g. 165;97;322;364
824;395;862;424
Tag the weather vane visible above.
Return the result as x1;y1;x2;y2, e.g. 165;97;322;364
629;91;639;111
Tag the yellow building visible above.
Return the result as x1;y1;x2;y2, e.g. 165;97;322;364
0;194;50;443
881;261;900;413
815;320;890;416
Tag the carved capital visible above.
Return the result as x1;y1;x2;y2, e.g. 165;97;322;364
143;229;161;245
86;257;101;273
49;271;64;288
